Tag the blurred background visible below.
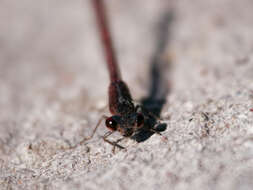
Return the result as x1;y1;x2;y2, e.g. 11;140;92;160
0;0;173;151
0;0;174;119
0;0;174;165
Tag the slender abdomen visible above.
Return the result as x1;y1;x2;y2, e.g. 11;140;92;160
92;0;134;115
92;0;121;82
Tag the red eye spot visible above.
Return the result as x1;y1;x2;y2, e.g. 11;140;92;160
105;117;118;131
136;113;144;127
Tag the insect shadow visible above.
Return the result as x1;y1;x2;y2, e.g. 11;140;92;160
131;11;174;142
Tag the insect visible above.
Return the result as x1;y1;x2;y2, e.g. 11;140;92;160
74;0;167;152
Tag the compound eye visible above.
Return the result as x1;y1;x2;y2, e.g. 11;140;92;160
136;113;144;127
105;117;118;131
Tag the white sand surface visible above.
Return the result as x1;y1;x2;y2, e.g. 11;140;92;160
0;0;253;189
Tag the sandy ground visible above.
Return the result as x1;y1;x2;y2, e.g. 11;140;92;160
1;0;253;189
